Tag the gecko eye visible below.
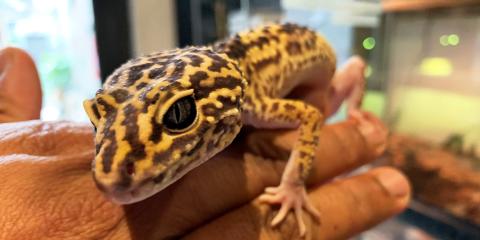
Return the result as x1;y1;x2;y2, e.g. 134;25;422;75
163;96;197;132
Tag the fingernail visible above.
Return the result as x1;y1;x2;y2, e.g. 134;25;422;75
375;168;410;198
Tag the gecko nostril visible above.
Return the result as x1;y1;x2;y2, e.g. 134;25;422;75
126;162;135;176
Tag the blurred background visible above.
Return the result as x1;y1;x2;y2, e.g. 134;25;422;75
1;0;479;239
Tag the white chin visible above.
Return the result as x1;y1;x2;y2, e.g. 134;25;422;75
107;182;158;205
105;154;216;205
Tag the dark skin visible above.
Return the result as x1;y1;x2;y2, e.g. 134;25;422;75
0;47;410;239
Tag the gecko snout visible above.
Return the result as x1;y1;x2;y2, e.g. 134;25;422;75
93;172;142;204
93;157;164;204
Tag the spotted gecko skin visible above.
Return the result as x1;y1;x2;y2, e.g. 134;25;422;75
84;23;336;213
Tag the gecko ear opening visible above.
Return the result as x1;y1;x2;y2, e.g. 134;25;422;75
83;98;101;126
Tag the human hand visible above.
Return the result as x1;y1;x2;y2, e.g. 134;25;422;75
0;47;42;122
0;117;409;239
348;110;389;159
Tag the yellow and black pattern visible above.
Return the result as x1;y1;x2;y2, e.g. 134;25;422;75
216;23;335;181
84;47;246;202
84;23;336;203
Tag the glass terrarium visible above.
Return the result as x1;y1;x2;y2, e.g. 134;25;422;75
377;3;480;236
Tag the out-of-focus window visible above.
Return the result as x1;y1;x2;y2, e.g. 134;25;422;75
0;0;100;121
382;10;480;145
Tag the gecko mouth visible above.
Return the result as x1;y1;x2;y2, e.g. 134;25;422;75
106;181;156;205
99;137;206;205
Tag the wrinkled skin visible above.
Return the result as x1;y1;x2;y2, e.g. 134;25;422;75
0;47;410;239
0;118;409;240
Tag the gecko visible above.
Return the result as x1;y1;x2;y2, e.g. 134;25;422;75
83;23;364;237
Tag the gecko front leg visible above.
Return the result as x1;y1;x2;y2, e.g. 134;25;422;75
243;97;323;236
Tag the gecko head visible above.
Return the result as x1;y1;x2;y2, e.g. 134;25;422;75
83;48;247;204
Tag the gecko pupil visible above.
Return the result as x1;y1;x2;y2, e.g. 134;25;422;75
163;96;197;131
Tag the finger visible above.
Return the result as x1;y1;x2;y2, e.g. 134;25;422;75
368;115;387;135
0;115;16;123
347;108;363;120
304;196;321;223
0;47;42;121
0;148;116;240
362;112;381;128
184;167;411;240
122;121;374;238
246;130;290;160
356;112;389;157
0;94;25;121
262;121;374;184
0;121;94;155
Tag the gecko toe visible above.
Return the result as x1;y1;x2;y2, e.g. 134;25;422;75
262;183;321;236
295;203;307;237
271;202;291;227
265;186;281;194
259;192;283;203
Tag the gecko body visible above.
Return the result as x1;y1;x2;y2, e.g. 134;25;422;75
84;23;341;236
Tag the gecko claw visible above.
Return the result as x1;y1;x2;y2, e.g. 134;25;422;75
259;183;320;237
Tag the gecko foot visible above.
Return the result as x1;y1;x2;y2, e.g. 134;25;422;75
259;183;321;237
